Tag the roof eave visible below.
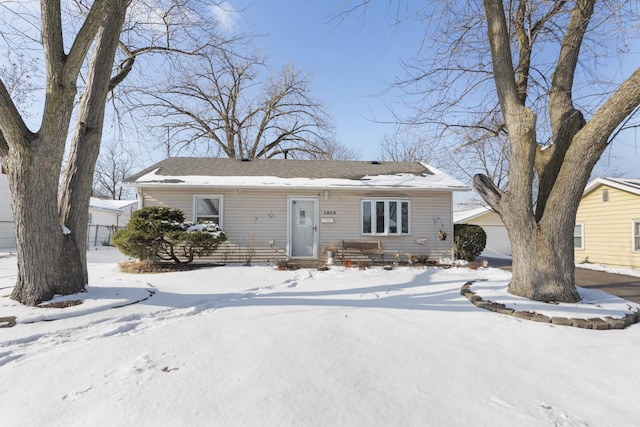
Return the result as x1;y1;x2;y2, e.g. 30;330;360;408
89;206;124;213
583;178;640;197
123;181;469;192
454;211;494;223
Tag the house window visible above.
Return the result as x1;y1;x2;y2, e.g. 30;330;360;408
633;221;640;252
602;189;609;202
574;223;584;250
194;196;223;226
361;199;410;235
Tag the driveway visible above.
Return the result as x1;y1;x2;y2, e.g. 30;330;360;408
484;258;640;304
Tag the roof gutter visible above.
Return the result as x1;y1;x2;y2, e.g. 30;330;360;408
122;181;469;192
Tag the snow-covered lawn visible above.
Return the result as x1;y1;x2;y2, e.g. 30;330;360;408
1;249;640;426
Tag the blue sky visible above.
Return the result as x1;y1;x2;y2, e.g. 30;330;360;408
218;1;640;179
224;1;424;161
7;1;634;181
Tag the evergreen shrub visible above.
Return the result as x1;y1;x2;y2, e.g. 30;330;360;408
113;206;226;264
454;224;487;262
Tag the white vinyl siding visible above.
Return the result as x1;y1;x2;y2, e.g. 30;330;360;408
194;195;222;226
141;187;454;261
574;223;584;250
0;173;12;222
0;221;15;249
361;199;410;236
0;173;16;249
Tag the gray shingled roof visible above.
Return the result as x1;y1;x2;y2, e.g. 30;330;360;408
125;157;434;182
608;178;640;192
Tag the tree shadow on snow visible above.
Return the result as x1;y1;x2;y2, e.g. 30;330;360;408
134;271;480;314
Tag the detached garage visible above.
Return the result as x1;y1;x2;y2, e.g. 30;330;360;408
454;206;511;258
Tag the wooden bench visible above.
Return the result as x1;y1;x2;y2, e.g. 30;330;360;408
341;240;384;262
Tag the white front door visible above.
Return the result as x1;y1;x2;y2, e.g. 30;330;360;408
288;197;318;258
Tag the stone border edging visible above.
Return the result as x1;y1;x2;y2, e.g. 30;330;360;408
0;288;157;328
460;281;639;330
0;316;17;328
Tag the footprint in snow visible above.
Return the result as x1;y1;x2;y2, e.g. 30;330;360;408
61;385;93;401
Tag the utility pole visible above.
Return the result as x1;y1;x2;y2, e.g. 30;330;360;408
165;125;171;158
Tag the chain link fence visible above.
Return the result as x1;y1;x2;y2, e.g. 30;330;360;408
87;225;123;247
0;222;123;250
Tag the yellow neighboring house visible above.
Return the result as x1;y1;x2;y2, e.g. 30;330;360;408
575;177;640;269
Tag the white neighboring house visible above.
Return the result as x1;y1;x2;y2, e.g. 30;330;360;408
87;198;137;246
1;166;136;248
454;206;511;258
0;166;15;249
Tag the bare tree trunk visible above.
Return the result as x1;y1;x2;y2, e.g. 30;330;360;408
1;1;114;305
478;0;586;303
6;146;65;305
4;44;79;304
505;210;580;303
58;0;130;290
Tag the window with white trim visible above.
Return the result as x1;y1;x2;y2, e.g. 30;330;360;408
361;199;410;235
194;196;223;226
574;223;584;250
633;221;640;252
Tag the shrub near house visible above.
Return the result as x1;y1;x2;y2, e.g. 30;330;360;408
113;207;226;264
454;224;487;262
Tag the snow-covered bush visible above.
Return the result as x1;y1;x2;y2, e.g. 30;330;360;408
453;224;487;262
113;206;227;264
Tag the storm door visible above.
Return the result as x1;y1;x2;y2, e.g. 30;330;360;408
288;197;318;258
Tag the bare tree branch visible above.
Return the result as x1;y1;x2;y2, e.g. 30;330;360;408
378;126;437;162
0;77;33;147
138;47;335;159
93;141;138;199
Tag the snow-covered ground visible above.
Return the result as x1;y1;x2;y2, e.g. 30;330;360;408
576;261;640;278
1;248;640;426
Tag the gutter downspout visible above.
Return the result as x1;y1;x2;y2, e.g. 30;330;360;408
137;188;144;210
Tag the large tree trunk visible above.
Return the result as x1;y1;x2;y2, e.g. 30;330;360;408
58;0;130;289
504;210;580;303
474;172;581;303
0;1;120;305
7;145;66;305
5;51;78;304
478;0;591;303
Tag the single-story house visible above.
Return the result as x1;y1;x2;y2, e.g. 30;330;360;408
124;157;468;264
87;198;138;246
453;205;511;258
574;177;640;269
0;165;15;249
